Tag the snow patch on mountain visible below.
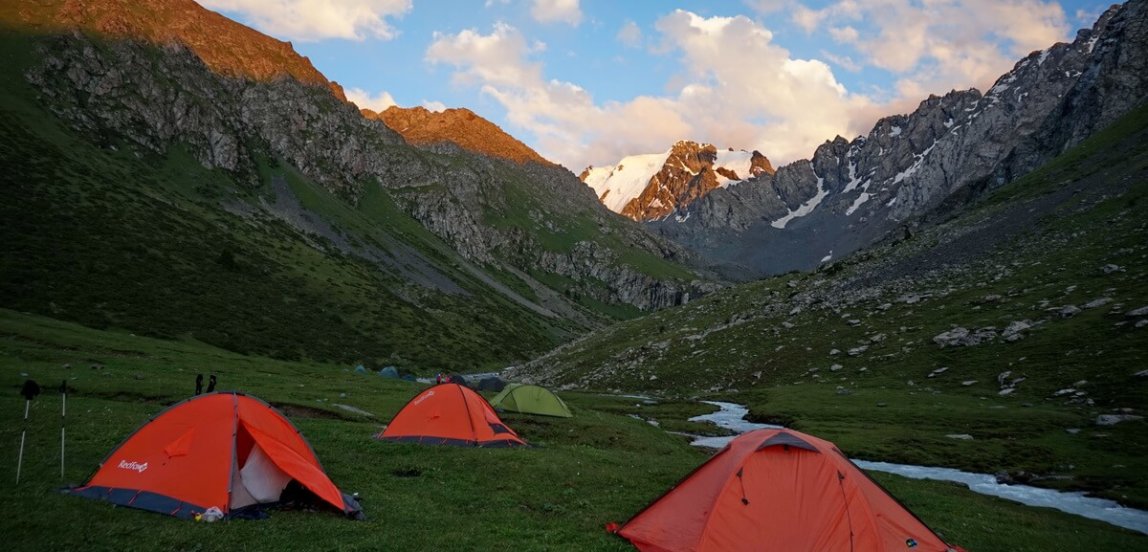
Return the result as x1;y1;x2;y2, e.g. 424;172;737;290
771;165;828;229
583;151;670;212
714;149;757;187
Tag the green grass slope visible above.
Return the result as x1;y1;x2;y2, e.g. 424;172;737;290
511;104;1148;507
1;310;1144;550
0;28;619;372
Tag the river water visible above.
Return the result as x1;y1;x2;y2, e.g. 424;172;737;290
688;401;1148;535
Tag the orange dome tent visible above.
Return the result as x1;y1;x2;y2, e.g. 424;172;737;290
616;428;964;552
68;392;362;520
376;383;526;447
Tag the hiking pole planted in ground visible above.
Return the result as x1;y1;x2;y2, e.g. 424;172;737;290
60;380;67;480
17;379;41;484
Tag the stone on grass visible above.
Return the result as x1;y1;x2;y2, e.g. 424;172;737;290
946;434;974;440
1095;414;1143;426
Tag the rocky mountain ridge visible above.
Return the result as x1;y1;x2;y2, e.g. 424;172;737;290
365;105;553;166
653;1;1148;280
3;0;347;100
581;140;773;221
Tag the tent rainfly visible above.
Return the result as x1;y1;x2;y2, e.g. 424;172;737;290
615;428;964;552
376;383;527;447
67;392;362;520
490;383;572;418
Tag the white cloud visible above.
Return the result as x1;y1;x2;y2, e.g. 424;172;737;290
793;0;1069;93
530;0;582;26
744;0;790;14
346;87;397;111
426;22;545;88
199;0;411;41
616;21;642;47
426;13;875;170
422;100;448;112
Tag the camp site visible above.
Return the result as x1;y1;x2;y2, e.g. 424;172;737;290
4;0;1148;550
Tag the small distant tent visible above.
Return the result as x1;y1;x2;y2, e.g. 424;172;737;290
67;392;362;520
476;376;507;392
490;384;572;418
378;366;399;379
376;383;526;447
615;428;963;552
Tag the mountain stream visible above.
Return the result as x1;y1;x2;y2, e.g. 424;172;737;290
687;401;1148;535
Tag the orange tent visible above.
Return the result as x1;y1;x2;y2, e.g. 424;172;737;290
68;392;362;520
616;428;963;552
376;383;527;447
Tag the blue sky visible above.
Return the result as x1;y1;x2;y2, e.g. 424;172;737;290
200;0;1111;170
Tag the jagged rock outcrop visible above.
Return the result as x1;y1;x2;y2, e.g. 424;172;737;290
654;2;1148;279
366;106;553;166
582;141;773;221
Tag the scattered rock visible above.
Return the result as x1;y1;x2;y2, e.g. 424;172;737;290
927;367;949;378
933;326;997;347
835;386;852;396
946;434;974;440
829;364;844;372
1101;264;1124;274
1137;319;1148;329
1082;297;1112;309
961;380;978;386
1058;305;1081;318
1065;428;1081;434
1096;414;1143;426
829;348;841;356
1053;388;1076;397
877;303;892;311
847;346;868;356
1126;306;1148;317
847;319;861;326
999;388;1015;396
648;375;658;381
869;333;887;343
1001;320;1033;342
782;321;795;329
1135;370;1148;377
876;402;888;407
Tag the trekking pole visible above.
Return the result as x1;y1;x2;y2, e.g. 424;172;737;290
60;380;67;480
17;380;41;484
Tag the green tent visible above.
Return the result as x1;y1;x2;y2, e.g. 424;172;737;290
490;384;572;418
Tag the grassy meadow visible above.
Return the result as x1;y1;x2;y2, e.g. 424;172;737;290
2;309;1145;551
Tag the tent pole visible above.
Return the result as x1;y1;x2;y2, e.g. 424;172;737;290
60;381;67;480
17;399;29;484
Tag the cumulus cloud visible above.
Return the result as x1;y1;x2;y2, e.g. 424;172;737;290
744;0;790;14
616;21;642;47
345;87;397;111
422;100;448;112
426;13;876;169
530;0;582;26
199;0;411;41
796;0;1069;93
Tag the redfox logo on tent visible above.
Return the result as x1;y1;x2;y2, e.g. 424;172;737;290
117;460;149;473
413;390;435;405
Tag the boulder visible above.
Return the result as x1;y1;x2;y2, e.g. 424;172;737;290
1095;414;1143;426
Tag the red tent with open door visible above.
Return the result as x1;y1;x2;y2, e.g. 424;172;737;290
68;392;362;520
616;428;963;552
376;383;526;447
